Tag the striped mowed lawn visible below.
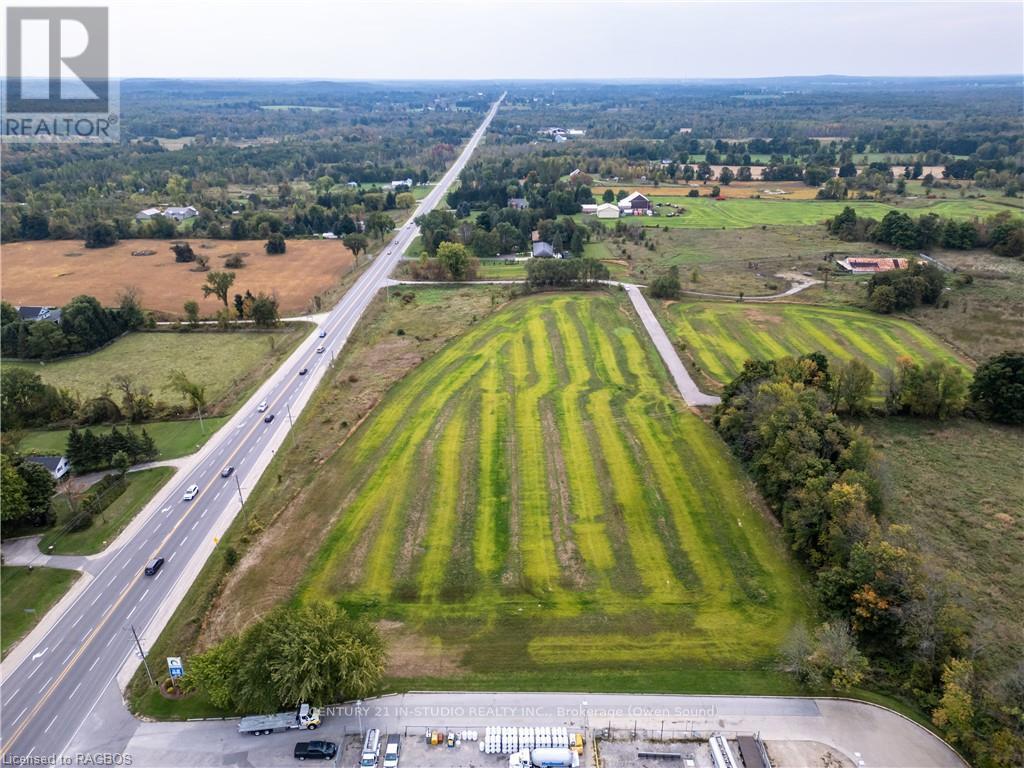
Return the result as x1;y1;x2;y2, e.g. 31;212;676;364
300;293;806;672
665;301;966;393
616;196;1021;229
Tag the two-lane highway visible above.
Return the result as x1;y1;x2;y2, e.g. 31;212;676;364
0;94;504;762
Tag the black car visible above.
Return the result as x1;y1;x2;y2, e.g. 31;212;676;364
264;413;275;423
294;740;337;761
221;466;234;478
144;556;165;576
299;367;308;376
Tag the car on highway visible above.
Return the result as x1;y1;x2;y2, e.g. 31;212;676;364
144;556;164;576
294;740;337;761
264;413;275;423
183;484;199;501
221;466;234;478
318;330;327;338
316;345;325;354
299;367;308;376
257;400;268;413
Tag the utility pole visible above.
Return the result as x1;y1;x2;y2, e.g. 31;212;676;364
130;623;155;687
234;473;244;505
196;404;205;433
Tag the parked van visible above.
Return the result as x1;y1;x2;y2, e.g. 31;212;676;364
382;733;400;767
360;729;380;767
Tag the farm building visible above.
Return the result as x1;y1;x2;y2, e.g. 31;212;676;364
507;197;529;210
134;207;162;221
596;202;620;219
580;204;599;214
16;306;62;324
532;241;557;258
390;178;413;189
618;191;652;212
837;257;909;273
26;455;70;481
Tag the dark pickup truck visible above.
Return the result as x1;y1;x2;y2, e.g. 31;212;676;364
294;740;337;761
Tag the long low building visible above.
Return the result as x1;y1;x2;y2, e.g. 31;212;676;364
837;256;909;273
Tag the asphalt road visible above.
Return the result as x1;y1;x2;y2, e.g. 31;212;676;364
0;94;504;764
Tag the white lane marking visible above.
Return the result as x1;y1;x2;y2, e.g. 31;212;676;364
168;551;176;562
12;707;27;725
44;713;59;733
200;509;207;518
2;687;20;706
191;520;199;531
28;662;43;679
141;589;149;601
90;591;103;606
180;536;188;547
126;605;137;620
121;558;130;570
69;682;82;700
70;613;83;628
26;747;35;759
38;675;53;694
88;656;101;672
154;568;163;580
62;649;75;665
104;634;116;649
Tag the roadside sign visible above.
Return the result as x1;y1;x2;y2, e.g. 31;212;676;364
167;656;184;678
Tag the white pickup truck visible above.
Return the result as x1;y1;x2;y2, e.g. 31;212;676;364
238;703;321;735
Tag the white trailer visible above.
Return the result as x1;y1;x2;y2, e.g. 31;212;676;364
509;747;579;768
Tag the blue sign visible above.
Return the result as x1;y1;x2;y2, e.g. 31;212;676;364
167;656;184;679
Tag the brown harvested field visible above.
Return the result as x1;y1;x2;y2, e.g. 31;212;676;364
0;238;355;318
593;181;819;200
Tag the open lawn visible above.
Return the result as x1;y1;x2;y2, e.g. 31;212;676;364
0;238;355;317
16;417;229;461
7;326;308;411
213;293;805;685
1;566;79;658
595;197;1020;230
864;418;1024;682
39;467;175;555
658;301;966;395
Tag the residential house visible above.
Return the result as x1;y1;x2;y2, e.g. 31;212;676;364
163;206;199;222
836;257;909;274
568;168;583;181
26;455;70;481
390;178;413;189
532;241;556;258
596;202;620;219
16;306;62;324
135;207;162;221
507;197;528;210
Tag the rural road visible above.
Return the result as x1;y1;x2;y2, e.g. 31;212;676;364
0;94;505;765
109;692;965;768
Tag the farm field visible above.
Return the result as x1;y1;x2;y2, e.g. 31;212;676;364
594;182;821;200
864;418;1024;681
1;566;79;658
16;417;229;461
281;293;806;681
7;326;308;410
585;196;1020;230
41;467;175;555
0;238;355;317
658;301;966;394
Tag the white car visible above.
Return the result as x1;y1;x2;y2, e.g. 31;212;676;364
183;484;199;501
257;400;268;413
316;345;326;354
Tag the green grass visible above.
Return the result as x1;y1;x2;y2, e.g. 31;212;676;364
6;327;306;408
16;417;229;460
585;196;1020;230
39;467;175;555
1;566;80;658
660;301;966;395
863;418;1024;679
476;261;528;279
289;293;807;679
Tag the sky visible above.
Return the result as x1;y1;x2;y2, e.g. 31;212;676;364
4;0;1023;80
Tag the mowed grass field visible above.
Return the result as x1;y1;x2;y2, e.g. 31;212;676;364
0;238;354;317
7;328;306;406
660;301;965;394
587;197;1020;229
293;293;806;679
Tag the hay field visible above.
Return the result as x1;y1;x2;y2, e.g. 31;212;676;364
290;293;805;677
661;301;966;393
0;238;355;317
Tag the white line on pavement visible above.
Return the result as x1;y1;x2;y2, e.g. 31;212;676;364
167;552;175;562
38;675;53;694
69;682;82;700
2;687;20;706
44;714;59;733
141;589;149;601
13;707;27;725
88;657;100;672
70;614;83;628
62;649;74;665
126;605;136;620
